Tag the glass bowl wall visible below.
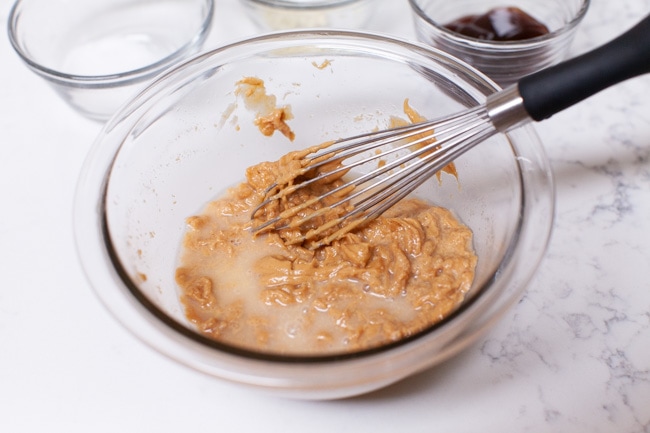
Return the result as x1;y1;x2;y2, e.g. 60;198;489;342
74;31;554;399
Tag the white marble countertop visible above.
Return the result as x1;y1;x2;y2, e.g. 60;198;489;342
1;0;649;431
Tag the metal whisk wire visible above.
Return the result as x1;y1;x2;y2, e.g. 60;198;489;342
250;104;497;246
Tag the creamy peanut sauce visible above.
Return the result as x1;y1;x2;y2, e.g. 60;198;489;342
235;77;295;141
390;99;458;181
175;152;476;356
176;79;475;355
311;59;332;70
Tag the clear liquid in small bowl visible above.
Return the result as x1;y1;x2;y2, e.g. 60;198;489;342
57;2;194;76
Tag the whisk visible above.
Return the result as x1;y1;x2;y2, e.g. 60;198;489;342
251;14;650;248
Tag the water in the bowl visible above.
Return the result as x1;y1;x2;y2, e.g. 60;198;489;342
58;2;194;75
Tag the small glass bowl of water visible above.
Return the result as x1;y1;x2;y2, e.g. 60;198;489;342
8;0;214;121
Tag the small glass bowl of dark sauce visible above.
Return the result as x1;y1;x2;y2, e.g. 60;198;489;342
408;0;590;86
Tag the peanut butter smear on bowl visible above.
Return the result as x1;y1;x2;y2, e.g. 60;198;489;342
235;77;296;141
175;147;477;356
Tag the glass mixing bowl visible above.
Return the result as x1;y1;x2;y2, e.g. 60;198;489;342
7;0;214;121
74;30;555;399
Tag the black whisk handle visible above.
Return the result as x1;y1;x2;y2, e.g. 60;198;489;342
518;13;650;122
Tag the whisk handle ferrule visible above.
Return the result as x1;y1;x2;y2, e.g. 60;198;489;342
485;85;531;132
518;13;650;122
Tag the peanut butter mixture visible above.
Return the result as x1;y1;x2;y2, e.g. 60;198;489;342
235;77;295;141
175;146;477;355
390;99;458;180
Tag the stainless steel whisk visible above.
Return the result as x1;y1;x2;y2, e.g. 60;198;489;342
252;14;650;248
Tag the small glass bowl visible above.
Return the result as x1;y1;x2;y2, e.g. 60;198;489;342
240;0;374;31
73;30;554;399
409;0;590;87
7;0;214;121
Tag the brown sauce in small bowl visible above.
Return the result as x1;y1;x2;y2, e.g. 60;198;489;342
444;7;550;41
